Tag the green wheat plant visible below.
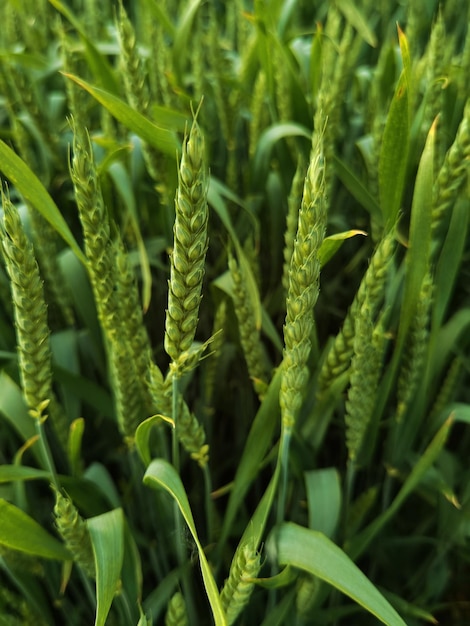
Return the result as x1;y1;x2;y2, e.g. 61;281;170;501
0;2;469;625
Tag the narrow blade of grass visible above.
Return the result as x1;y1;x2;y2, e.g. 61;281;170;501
88;508;125;626
379;71;409;228
398;117;436;348
335;0;377;47
0;140;86;264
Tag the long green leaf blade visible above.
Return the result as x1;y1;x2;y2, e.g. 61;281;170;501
0;140;86;264
271;522;407;626
88;508;125;626
0;498;71;560
63;75;181;156
379;71;409;227
143;460;227;626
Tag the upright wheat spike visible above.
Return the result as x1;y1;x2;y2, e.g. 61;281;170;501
316;231;395;399
164;591;188;626
345;305;386;464
282;157;307;292
220;540;261;626
431;99;470;244
229;252;268;398
396;273;433;422
70;121;117;336
280;129;327;434
53;487;95;579
0;192;68;449
165;118;209;371
117;1;163;185
148;363;209;467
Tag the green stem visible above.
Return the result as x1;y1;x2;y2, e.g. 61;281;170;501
35;418;59;490
276;429;291;527
171;374;196;622
203;464;214;545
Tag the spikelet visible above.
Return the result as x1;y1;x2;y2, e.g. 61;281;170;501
70;121;117;337
164;591;188;626
282;157;307;292
249;70;268;159
429;356;462;423
203;299;227;410
53;488;95;579
316;231;395;399
345;306;387;464
0;544;44;577
220;541;261;626
0;585;48;626
148;363;209;467
117;2;162;185
71;123;146;439
431;100;470;242
164;119;209;369
295;574;319;622
229;252;268;399
0;193;68;449
114;238;154;413
345;485;379;538
28;210;75;329
280;131;327;434
396;273;433;422
422;11;447;165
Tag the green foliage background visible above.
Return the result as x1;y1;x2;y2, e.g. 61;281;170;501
0;0;469;624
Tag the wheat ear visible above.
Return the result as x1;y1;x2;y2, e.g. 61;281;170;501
229;252;268;398
220;541;261;626
431;99;470;242
165;118;209;371
345;306;387;464
0;192;68;449
281;130;327;434
316;231;395;399
396;273;433;422
53;487;95;579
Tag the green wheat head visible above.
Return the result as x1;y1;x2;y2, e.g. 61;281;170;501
0;192;68;448
53;487;95;579
281;129;327;434
220;540;261;626
165;118;209;370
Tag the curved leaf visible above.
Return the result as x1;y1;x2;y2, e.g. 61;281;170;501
63;75;181;157
88;508;125;626
0;140;86;264
0;498;71;560
270;522;406;626
143;460;227;626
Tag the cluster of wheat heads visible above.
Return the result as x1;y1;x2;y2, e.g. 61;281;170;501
0;1;470;625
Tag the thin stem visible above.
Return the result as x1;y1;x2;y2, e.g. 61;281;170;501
35;418;59;490
203;464;214;545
